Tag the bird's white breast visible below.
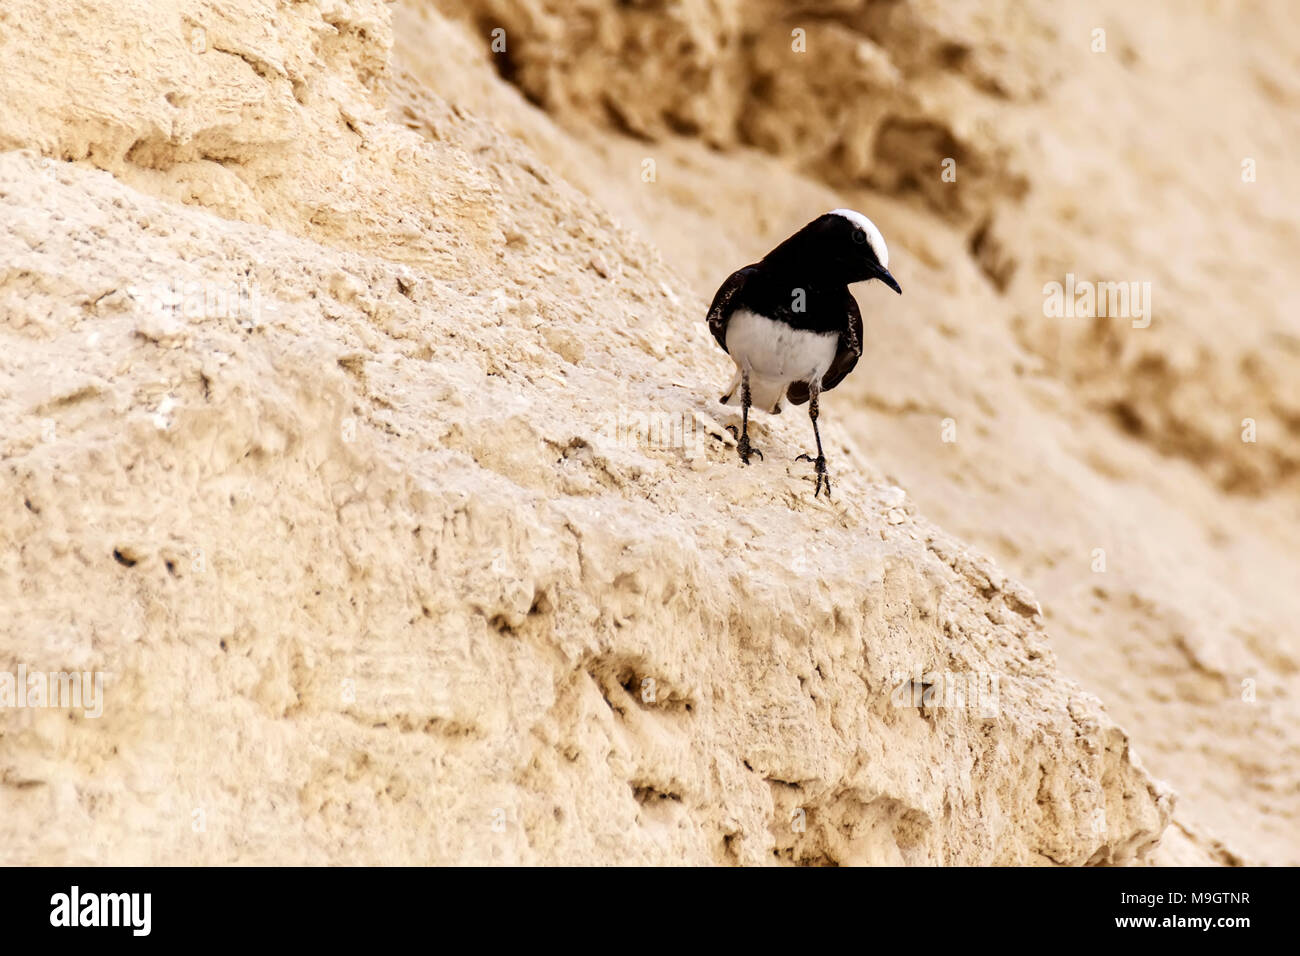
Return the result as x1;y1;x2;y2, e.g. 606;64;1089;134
725;309;838;384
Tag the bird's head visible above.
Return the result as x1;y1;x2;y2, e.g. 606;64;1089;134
768;209;902;293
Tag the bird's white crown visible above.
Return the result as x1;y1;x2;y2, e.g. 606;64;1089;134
829;208;889;269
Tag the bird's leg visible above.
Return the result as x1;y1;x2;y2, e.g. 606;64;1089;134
795;389;831;498
728;370;762;464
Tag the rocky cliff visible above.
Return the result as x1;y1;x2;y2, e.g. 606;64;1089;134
1;0;1294;864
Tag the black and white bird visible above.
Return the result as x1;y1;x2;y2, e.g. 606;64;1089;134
706;209;902;498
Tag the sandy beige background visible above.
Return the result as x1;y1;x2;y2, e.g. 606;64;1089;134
0;0;1295;864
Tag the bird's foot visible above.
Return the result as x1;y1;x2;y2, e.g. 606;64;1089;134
795;453;832;498
727;425;763;464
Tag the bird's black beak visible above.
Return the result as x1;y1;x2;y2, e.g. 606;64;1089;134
878;267;902;294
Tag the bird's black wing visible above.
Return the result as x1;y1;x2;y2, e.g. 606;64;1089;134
821;293;863;392
706;266;757;353
787;293;863;405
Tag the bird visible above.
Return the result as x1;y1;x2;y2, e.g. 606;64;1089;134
706;209;902;498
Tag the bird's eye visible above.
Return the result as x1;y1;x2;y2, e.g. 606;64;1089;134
852;229;866;244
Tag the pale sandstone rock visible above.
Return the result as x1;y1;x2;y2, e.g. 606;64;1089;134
2;0;1272;865
397;0;1300;864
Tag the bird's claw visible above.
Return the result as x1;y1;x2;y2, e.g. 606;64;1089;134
797;453;832;499
727;424;762;463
